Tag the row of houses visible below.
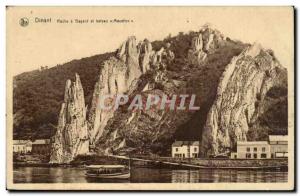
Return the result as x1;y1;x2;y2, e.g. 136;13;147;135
171;135;288;159
13;139;51;154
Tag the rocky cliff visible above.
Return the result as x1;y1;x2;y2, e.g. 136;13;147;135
14;25;287;161
201;43;287;156
93;27;247;156
87;36;175;152
50;73;89;163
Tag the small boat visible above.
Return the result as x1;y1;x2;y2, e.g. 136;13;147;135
85;165;130;179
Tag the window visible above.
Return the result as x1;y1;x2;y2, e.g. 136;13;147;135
262;147;266;152
246;153;251;159
176;148;178;152
253;147;257;152
234;155;237;159
261;153;267;158
246;147;250;152
194;147;197;152
253;154;257;159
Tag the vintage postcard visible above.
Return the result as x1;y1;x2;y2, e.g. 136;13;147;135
6;6;295;191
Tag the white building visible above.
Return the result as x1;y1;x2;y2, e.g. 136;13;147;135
230;135;288;159
269;135;288;158
231;141;270;159
13;139;52;154
13;140;32;153
172;141;199;158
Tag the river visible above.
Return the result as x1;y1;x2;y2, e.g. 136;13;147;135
13;166;288;183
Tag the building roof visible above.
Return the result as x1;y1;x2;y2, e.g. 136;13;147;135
32;139;51;145
13;139;51;145
172;141;199;147
269;135;288;142
237;141;269;145
13;140;32;145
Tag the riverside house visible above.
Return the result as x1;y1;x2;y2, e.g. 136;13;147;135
231;141;270;159
231;135;288;159
13;139;51;154
172;141;199;158
31;139;51;154
13;140;32;154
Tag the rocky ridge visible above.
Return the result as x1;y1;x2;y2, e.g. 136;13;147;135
48;25;287;162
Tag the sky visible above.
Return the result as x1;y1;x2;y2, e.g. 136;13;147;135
7;6;294;76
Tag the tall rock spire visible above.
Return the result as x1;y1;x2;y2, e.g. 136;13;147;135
50;73;89;163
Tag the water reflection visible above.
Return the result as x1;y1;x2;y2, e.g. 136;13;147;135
13;167;288;183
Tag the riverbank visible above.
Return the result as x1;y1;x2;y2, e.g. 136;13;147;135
14;155;288;170
129;156;288;170
156;157;288;168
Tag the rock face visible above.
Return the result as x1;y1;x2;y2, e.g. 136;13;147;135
117;36;142;83
200;43;286;156
88;36;174;149
188;25;225;65
151;46;175;69
188;33;207;64
95;71;182;155
87;57;135;147
50;73;89;163
139;39;153;73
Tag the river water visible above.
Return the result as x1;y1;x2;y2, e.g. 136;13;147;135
13;166;288;183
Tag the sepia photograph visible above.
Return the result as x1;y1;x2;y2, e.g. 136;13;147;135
6;6;295;191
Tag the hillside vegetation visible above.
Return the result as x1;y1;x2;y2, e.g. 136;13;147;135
13;52;113;139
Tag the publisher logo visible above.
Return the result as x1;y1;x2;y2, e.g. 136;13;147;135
19;17;29;27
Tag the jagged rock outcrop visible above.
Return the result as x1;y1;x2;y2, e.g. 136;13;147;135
87;57;135;147
139;39;153;73
200;43;286;156
88;36;162;148
151;45;175;69
187;33;207;64
50;73;89;163
188;25;225;65
117;36;142;83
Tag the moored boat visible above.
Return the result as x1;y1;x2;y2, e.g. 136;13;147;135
85;165;130;179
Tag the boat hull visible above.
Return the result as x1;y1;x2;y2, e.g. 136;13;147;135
85;172;130;179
